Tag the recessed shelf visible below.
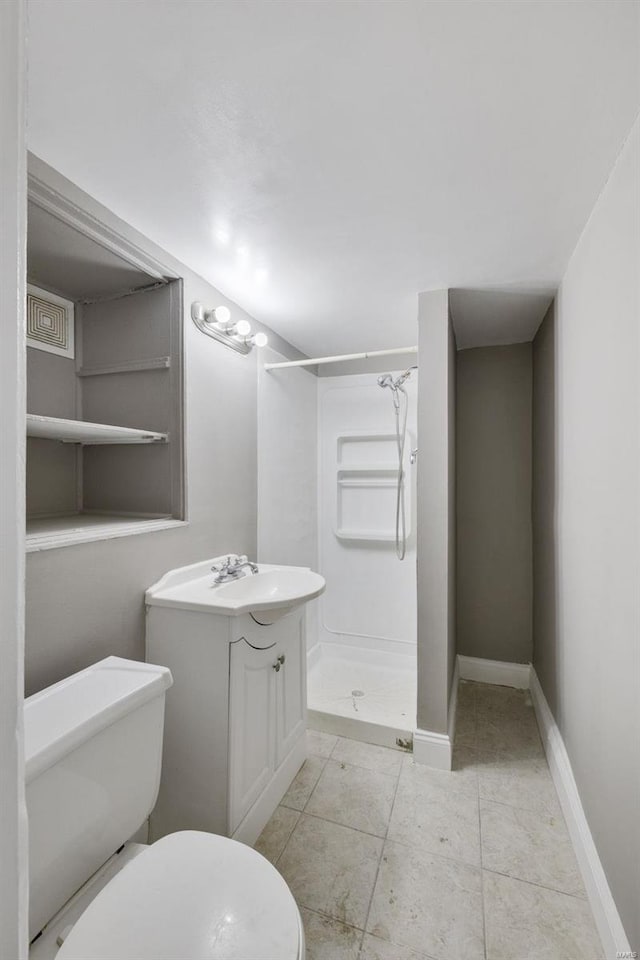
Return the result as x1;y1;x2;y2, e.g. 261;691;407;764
337;433;399;466
336;463;399;475
335;529;398;542
26;512;184;552
27;414;167;445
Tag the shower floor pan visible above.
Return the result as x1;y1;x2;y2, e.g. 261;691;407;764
307;642;416;750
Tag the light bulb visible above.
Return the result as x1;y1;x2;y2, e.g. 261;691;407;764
212;305;231;326
235;319;251;337
253;332;268;348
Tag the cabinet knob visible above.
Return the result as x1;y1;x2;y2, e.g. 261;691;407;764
272;661;281;672
277;654;286;665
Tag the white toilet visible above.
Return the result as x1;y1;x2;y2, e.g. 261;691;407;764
25;656;304;959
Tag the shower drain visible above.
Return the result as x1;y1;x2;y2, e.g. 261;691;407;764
351;689;365;698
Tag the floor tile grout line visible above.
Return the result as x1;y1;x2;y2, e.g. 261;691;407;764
297;807;391;841
271;810;301;870
481;866;589;902
317;754;403;782
361;758;404;938
476;790;562;820
308;751;405;776
478;793;571;827
475;719;488;960
372;832;483;872
299;905;367;958
300;903;368;936
325;733;407;770
280;755;326;815
359;931;440;960
290;808;393;844
299;760;326;815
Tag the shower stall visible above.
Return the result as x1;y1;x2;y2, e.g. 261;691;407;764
258;353;418;749
309;368;418;747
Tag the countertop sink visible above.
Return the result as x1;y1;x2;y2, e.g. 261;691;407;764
146;558;325;620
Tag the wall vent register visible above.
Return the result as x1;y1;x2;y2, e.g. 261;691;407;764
27;284;75;358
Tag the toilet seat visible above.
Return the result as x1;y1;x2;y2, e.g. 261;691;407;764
56;831;304;960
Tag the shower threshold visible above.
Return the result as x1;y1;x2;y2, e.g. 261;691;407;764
307;641;416;751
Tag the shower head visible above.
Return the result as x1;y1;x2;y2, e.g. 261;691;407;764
394;365;418;388
378;366;417;391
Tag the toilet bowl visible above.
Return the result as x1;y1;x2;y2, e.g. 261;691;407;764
26;657;304;959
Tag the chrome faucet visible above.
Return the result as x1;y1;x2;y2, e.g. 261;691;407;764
211;554;259;584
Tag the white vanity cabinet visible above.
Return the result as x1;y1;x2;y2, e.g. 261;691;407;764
229;617;306;833
145;558;322;847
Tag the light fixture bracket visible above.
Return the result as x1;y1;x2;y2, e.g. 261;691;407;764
191;301;250;355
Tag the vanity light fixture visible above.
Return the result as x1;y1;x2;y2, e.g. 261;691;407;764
210;305;231;326
234;319;252;337
191;301;267;356
247;331;269;348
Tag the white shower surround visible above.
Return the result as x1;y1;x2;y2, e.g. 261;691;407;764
316;372;417;654
258;358;418;744
309;372;417;743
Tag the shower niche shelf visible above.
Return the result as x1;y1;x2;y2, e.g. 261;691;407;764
337;432;398;466
334;431;413;543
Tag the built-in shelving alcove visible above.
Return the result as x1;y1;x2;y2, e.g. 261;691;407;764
26;166;185;551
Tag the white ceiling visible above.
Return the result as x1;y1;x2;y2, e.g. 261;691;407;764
27;0;639;357
449;289;554;351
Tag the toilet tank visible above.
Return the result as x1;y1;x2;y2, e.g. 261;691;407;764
25;656;173;941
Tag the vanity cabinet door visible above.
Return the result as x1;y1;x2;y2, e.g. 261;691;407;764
275;612;307;769
228;639;277;833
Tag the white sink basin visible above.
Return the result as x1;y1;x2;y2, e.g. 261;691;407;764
146;559;325;621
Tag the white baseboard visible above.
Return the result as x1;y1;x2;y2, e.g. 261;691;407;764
413;659;459;771
412;727;452;770
458;654;530;689
529;669;631;959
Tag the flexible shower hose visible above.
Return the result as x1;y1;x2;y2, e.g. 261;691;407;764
393;385;409;560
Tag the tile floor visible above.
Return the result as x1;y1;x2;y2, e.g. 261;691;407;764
254;680;604;960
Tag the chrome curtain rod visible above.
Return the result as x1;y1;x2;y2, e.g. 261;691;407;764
264;345;418;371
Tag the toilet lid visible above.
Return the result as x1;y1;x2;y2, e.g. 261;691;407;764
56;831;302;960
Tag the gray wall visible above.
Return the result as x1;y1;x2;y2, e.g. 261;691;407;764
446;318;456;699
25;158;306;696
416;290;456;734
26;348;77;517
532;305;556;698
533;119;639;949
1;3;28;952
456;343;533;663
257;345;319;649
